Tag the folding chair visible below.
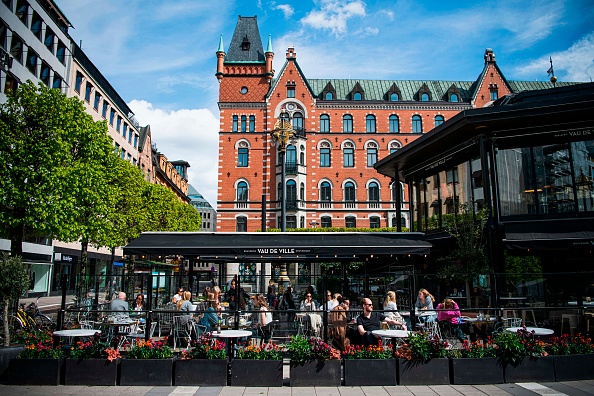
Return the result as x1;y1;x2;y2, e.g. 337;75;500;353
116;322;140;350
125;322;157;346
172;316;192;350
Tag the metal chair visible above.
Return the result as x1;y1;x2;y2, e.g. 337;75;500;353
172;316;192;350
116;322;140;350
124;321;157;346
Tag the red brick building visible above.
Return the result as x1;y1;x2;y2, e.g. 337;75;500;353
216;16;570;233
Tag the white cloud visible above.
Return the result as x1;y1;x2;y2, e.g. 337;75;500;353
300;0;366;37
128;100;220;207
275;4;294;18
514;31;594;82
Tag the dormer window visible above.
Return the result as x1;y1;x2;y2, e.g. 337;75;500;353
417;83;432;102
325;92;333;100
350;82;365;101
450;93;459;102
386;83;402;102
390;92;399;101
241;35;250;51
322;82;336;101
353;92;362;100
421;93;429;101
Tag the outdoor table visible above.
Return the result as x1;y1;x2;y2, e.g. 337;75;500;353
211;329;252;360
96;319;139;344
52;329;101;347
372;329;412;356
567;301;594;307
506;326;554;336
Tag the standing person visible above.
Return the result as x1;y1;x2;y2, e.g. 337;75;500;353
357;297;405;346
253;294;273;343
110;292;130;321
283;287;296;310
225;277;249;311
415;288;437;322
329;296;350;351
267;286;276;309
436;298;466;343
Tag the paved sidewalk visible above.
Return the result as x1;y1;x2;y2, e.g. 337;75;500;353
1;381;593;396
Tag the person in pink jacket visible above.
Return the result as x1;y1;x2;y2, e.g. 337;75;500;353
436;298;467;343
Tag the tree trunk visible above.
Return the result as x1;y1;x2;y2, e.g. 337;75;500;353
466;279;472;308
3;302;10;346
10;221;24;257
77;238;89;302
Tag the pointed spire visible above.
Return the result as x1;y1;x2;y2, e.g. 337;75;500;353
217;34;225;53
266;34;273;53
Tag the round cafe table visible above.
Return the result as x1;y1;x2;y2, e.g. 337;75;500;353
506;326;553;336
52;329;101;347
211;330;252;360
372;329;411;356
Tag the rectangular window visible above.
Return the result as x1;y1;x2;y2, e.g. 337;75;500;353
102;101;108;118
320;148;331;167
321;216;332;228
490;90;498;101
133;134;138;148
52;74;62;89
93;92;101;110
109;109;115;125
31;11;42;40
345;216;356;228
85;82;92;102
344;148;354;167
128;129;133;143
26;49;38;76
287;215;297;229
16;1;28;26
236;217;247;232
367;148;377;167
446;168;459;184
74;71;83;92
0;22;6;50
249;115;255;132
116;116;121;132
238;147;249;167
44;28;55;53
241;115;246;132
232;115;238;132
287;87;295;98
10;34;24;64
121;149;126;159
122;123;127;137
343;116;353;133
40;61;50;86
56;40;66;64
370;216;380;229
5;73;18;93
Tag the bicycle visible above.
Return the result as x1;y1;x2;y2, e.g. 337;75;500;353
13;297;54;330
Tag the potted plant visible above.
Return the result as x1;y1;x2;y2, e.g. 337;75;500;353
174;333;228;386
0;254;31;381
232;341;284;386
120;337;174;386
449;339;503;384
342;341;396;386
547;334;594;381
395;331;450;385
287;335;341;386
494;327;553;383
8;330;65;385
63;334;120;385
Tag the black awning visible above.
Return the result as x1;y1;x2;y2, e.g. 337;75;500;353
504;230;594;252
123;232;432;262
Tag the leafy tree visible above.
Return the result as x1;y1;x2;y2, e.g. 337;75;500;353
0;254;30;346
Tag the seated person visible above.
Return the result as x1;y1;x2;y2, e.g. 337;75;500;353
198;300;221;332
357;297;406;346
436;298;467;343
109;292;130;321
177;291;195;326
415;288;437;323
300;292;317;311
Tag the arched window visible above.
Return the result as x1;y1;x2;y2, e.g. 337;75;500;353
450;93;459;102
320;114;330;133
421;93;429;102
249;115;255;132
412;115;423;133
389;141;402;154
325;92;333;100
286;145;297;165
343;114;353;133
300;151;305;165
237;181;248;202
345;181;356;202
366;115;376;133
292;112;303;131
434;115;445;127
389;115;399;133
390;92;399;101
353;92;362;101
287;180;297;208
368;181;380;202
300;182;305;201
238;146;249;167
320;181;332;201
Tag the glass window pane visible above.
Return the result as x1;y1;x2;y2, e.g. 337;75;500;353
343;115;353;133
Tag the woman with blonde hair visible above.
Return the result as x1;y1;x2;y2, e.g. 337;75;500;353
253;294;273;343
177;291;194;325
383;291;403;322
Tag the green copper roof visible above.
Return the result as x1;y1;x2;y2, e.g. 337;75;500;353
266;34;273;53
217;34;224;53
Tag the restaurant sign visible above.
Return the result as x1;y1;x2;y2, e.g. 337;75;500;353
240;247;314;256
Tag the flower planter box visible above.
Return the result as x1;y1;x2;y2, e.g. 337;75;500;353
174;358;228;386
504;356;555;383
554;354;594;381
64;358;119;386
0;345;25;383
290;360;341;386
450;357;504;384
398;358;450;385
232;359;283;386
344;359;397;386
8;358;63;385
120;358;173;386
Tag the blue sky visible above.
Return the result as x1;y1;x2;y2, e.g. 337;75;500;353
55;0;594;207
